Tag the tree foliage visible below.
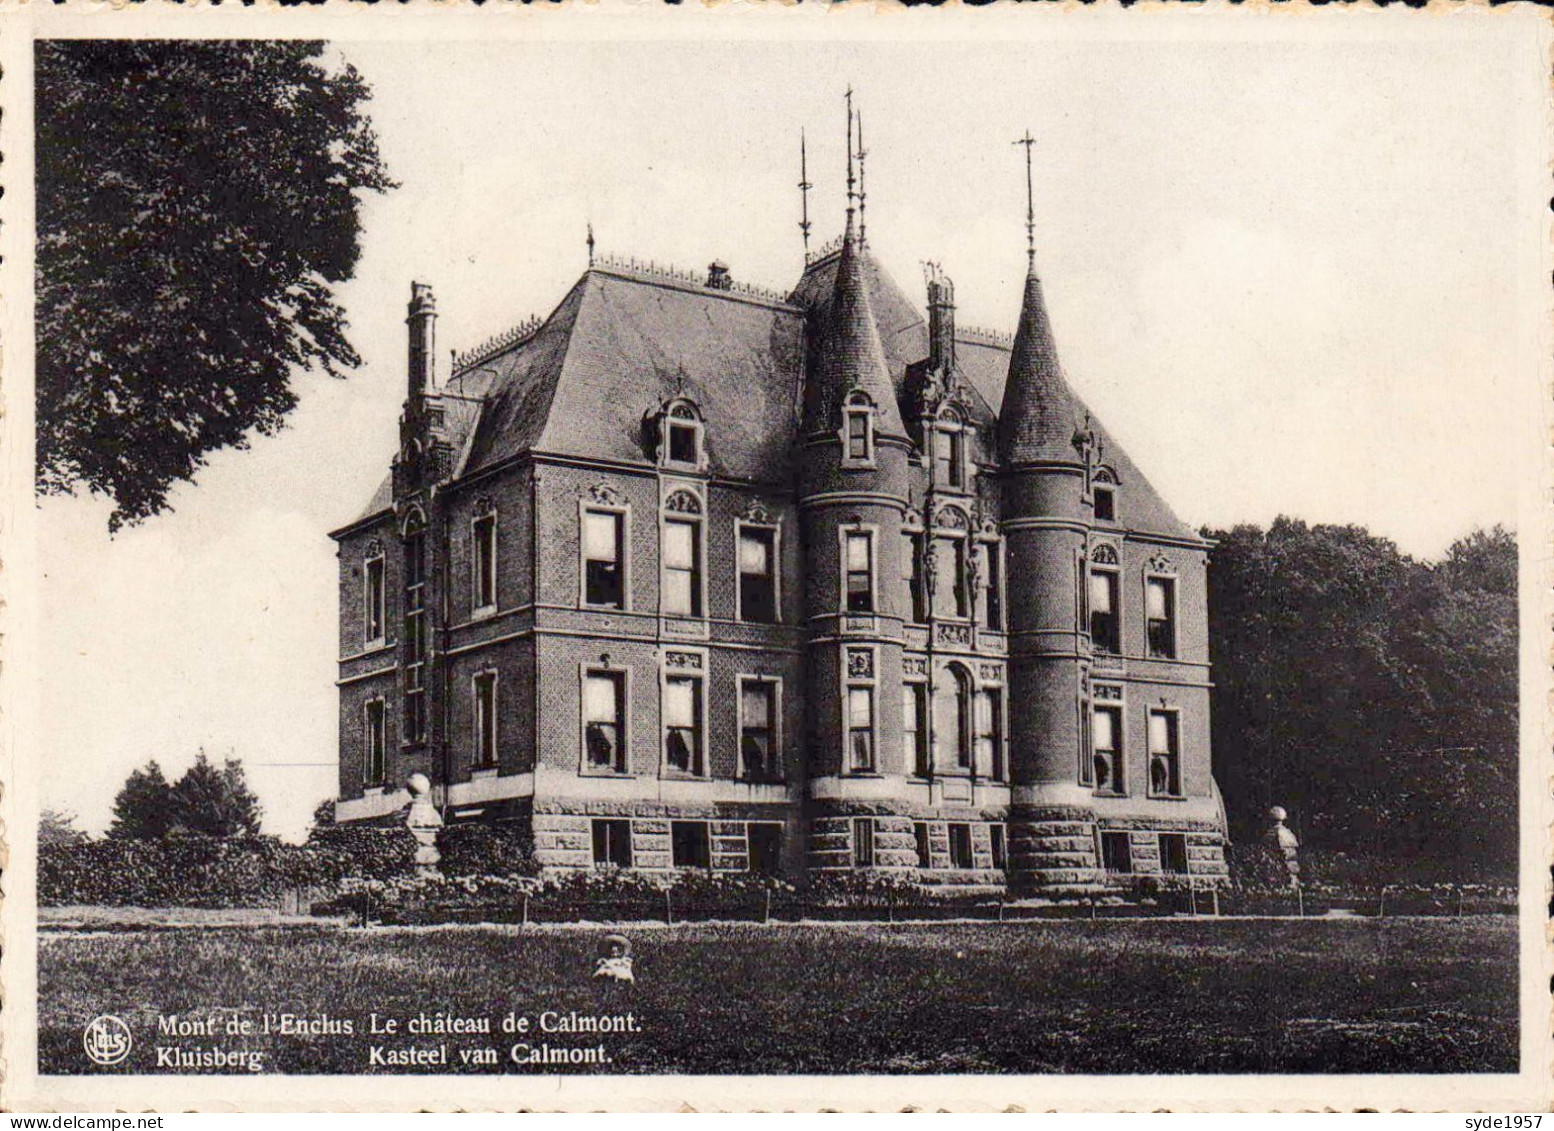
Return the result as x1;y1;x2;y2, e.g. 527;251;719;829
40;808;89;851
1205;519;1517;878
36;40;394;530
108;753;264;839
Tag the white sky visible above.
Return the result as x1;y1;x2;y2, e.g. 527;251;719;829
35;20;1546;840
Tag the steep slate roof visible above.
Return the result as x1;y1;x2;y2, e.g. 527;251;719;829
801;218;906;436
462;267;805;484
998;268;1080;466
345;244;1199;543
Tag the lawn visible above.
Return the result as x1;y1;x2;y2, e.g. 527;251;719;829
39;916;1517;1076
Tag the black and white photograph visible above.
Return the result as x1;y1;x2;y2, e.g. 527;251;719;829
2;4;1548;1113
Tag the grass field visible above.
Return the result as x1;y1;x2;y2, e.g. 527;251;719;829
39;916;1517;1076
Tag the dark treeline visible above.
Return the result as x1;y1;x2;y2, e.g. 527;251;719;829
1205;519;1517;879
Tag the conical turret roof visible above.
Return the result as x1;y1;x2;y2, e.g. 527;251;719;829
998;266;1079;465
802;216;905;437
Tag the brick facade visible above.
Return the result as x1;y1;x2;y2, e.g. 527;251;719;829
329;218;1228;893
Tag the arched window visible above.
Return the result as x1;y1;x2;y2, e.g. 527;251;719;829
841;391;876;468
656;399;705;471
1093;466;1118;523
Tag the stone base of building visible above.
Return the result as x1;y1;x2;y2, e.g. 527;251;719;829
1008;804;1229;896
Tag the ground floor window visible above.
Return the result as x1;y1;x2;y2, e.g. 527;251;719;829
948;822;974;869
990;825;1008;871
1100;831;1132;874
671;820;711;869
852;817;875;867
748;822;783;875
1160;832;1189;875
913;821;932;867
592;818;632;868
363;699;386;786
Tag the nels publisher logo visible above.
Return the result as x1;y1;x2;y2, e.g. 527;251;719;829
83;1014;133;1066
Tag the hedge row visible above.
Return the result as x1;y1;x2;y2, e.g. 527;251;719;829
38;822;538;908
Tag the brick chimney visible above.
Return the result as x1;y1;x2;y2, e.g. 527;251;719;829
407;282;437;399
926;267;956;375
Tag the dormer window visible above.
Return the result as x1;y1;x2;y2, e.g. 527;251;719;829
657;400;705;471
841;392;876;467
1093;467;1118;522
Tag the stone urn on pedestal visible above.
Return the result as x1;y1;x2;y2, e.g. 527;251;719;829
1265;805;1300;889
404;773;443;877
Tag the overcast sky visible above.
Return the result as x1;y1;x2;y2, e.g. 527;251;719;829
36;19;1546;839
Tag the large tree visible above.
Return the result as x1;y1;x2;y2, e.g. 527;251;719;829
36;40;394;530
167;752;264;838
108;758;174;840
1205;518;1517;878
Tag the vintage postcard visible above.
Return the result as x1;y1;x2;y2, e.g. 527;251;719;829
0;1;1549;1113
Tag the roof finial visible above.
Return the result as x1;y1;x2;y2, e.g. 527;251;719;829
799;129;813;258
856;109;868;248
1015;130;1036;271
845;86;856;222
587;222;596;266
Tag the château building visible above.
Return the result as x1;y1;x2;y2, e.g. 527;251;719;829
329;130;1229;892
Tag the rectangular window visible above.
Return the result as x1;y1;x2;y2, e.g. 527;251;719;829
934;428;963;488
473;672;498;768
948;823;974;869
364;556;386;643
738;527;778;623
664;674;704;775
748;823;783;875
667;422;699;465
583;671;626;773
1148;710;1182;797
740;679;778;781
1100;831;1132;874
1089;568;1120;653
1160;833;1189;875
363;699;386;785
845;532;873;613
977;688;1004;780
662;518;702;617
913;822;932;868
583;510;625;609
982;544;1003;630
1146;577;1176;659
990;825;1008;871
592;818;632;868
847;685;875;772
472;513;497;611
1094;485;1115;522
671;820;711;869
903;534;927;623
852;817;875;867
1093;704;1123;795
846;411;870;460
903;683;930;777
403;529;428;745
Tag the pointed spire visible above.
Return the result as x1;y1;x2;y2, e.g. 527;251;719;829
999;136;1077;466
803;207;903;438
856;110;867;248
798;130;813;257
586;222;596;266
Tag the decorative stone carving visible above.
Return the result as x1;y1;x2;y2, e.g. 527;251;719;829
588;482;623;506
669;401;699;421
1148;552;1176;575
935;504;970;531
473;494;496;516
903;657;928;677
1094;465;1118;486
1090;543;1119;565
846;648;874;678
936;622;972;647
978;663;1002;682
742;499;776;526
664;489;702;515
664;650;703;670
365;538;384;559
1094;684;1123;701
